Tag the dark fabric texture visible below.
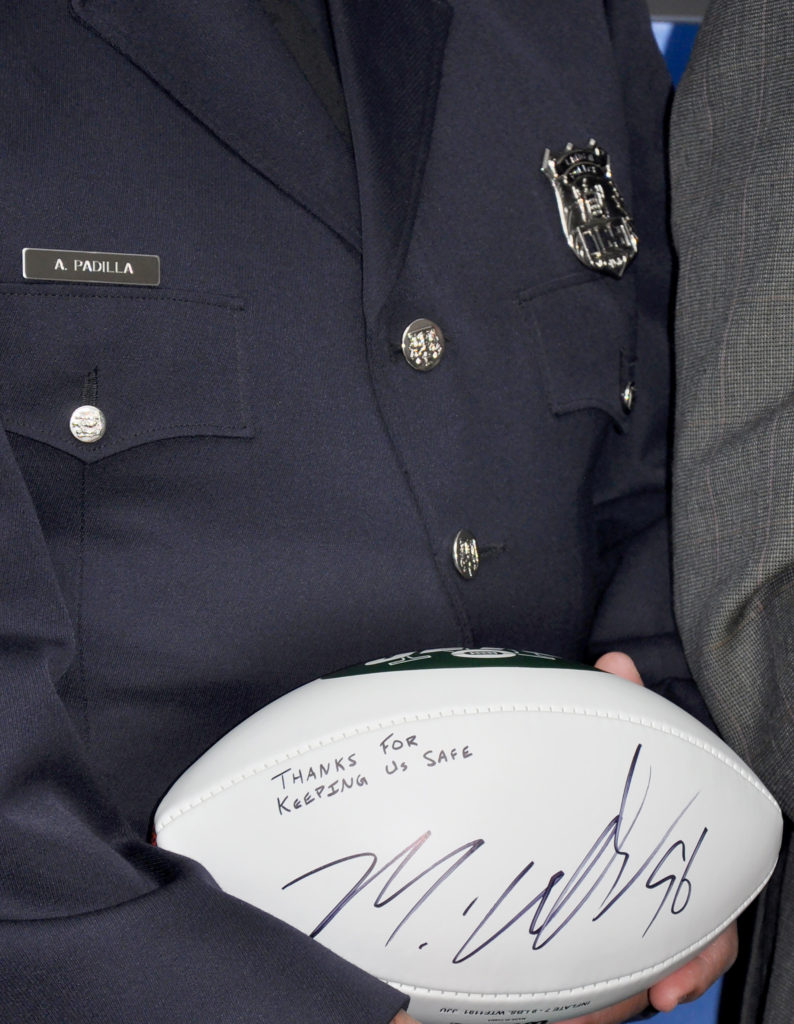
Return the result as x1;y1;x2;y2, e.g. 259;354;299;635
0;0;696;1019
671;2;794;1021
260;0;351;143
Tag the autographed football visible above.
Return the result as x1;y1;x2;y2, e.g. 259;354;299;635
154;649;782;1023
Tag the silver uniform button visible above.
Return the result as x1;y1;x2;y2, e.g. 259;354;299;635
402;318;445;371
620;382;636;413
70;404;106;443
453;529;480;579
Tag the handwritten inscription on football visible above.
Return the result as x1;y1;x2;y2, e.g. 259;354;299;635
271;731;476;816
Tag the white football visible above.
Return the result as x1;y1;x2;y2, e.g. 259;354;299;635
154;649;782;1023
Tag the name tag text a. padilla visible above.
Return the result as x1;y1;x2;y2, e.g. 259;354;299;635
22;248;161;287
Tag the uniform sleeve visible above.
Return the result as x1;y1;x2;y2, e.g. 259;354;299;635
580;0;709;721
0;422;407;1023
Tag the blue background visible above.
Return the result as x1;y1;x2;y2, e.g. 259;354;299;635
652;20;700;84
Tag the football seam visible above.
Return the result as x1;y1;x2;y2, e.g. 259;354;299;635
374;860;777;1002
155;704;779;830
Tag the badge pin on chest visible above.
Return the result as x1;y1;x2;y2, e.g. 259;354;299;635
541;140;638;278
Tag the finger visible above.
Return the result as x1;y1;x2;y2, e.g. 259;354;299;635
390;1012;422;1024
649;923;739;1012
564;989;650;1024
594;651;643;686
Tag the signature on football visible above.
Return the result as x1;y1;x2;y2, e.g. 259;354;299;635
281;744;708;958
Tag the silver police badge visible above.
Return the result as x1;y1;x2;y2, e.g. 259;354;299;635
541;140;638;278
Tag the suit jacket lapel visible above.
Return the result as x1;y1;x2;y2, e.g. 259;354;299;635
70;0;362;250
328;0;453;321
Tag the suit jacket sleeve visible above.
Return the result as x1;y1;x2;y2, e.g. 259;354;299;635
671;7;794;1021
671;0;794;827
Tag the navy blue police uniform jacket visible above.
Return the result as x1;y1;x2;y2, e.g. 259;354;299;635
0;1;693;1021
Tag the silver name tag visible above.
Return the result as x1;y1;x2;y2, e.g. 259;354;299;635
22;248;161;286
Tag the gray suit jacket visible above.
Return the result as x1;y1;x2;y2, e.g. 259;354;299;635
671;2;794;1021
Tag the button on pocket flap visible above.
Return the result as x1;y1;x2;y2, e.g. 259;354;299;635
0;286;252;463
518;274;637;430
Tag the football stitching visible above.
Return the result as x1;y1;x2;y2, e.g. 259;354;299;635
155;704;779;829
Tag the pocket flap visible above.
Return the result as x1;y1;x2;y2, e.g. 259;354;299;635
0;285;252;463
518;273;637;430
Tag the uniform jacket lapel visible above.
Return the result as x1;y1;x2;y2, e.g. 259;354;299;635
328;0;453;322
70;0;362;250
69;0;452;314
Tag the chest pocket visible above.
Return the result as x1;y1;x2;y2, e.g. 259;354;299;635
518;272;637;431
0;284;252;463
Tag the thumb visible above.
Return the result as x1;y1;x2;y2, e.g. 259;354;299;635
594;651;644;686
